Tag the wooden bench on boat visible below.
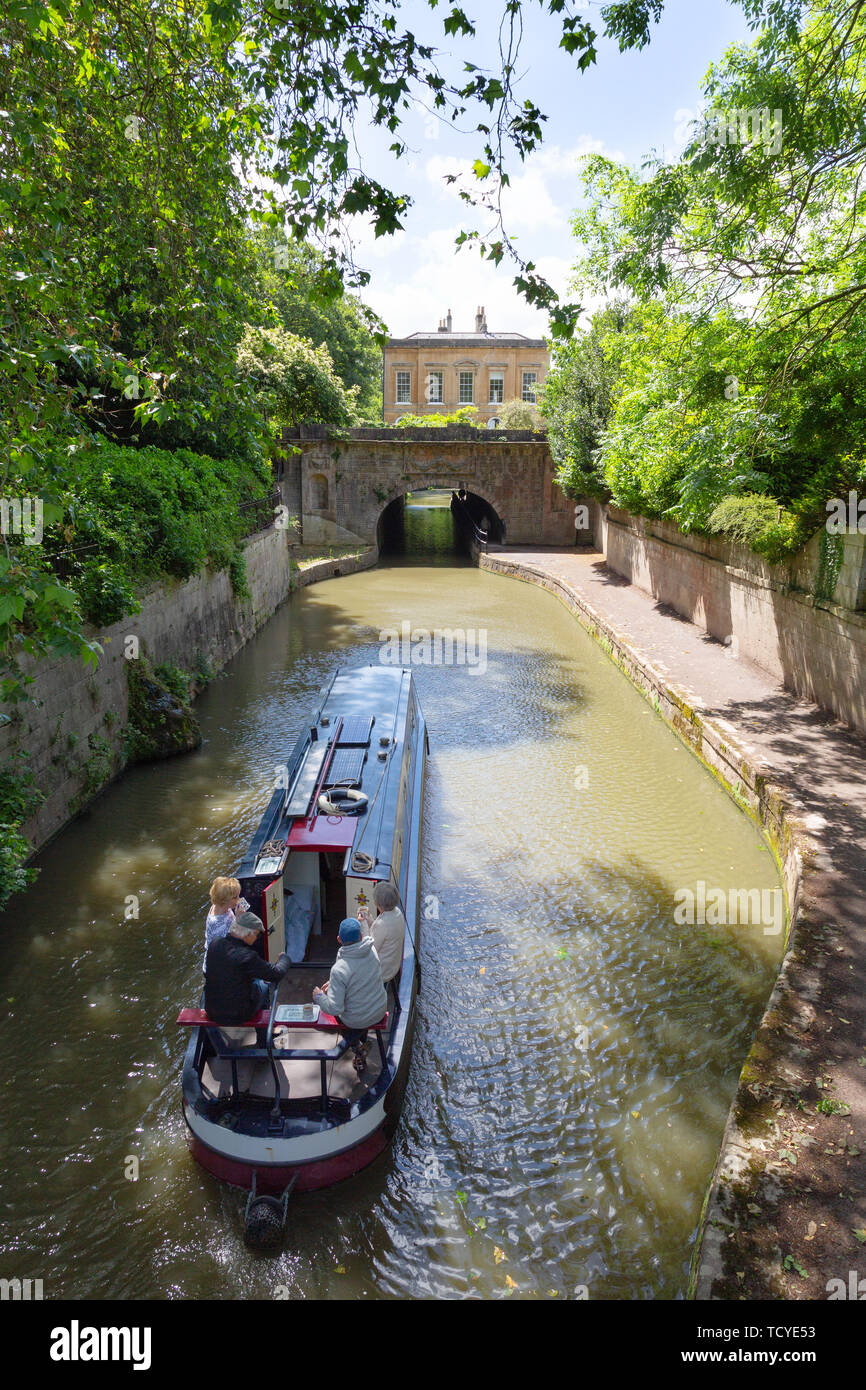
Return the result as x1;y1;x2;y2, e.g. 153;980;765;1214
176;1008;388;1033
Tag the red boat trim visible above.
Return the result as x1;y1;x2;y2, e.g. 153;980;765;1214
287;815;358;851
187;1127;388;1193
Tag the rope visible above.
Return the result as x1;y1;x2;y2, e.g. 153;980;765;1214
350;741;396;874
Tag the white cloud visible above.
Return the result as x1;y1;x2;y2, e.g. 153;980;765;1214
356;222;561;338
342;134;627;338
424;135;626;232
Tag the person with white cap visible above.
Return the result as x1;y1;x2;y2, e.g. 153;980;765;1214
313;918;387;1074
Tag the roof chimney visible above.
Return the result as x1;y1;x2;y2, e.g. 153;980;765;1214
437;317;446;332
446;308;452;332
475;305;487;332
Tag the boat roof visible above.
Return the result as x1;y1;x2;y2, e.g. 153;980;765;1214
239;666;416;881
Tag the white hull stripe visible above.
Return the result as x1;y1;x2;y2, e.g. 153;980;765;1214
185;1096;388;1166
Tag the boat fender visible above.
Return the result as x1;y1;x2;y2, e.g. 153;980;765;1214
244;1198;285;1250
318;785;368;815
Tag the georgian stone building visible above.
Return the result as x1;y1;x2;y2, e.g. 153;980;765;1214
382;306;549;424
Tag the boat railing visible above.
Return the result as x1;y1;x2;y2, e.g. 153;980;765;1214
274;963;391;1111
263;974;352;1120
450;492;490;551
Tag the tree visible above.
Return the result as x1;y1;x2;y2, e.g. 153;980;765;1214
557;0;866;552
542;300;636;497
253;232;383;419
237;326;359;432
497;398;543;429
1;0;679;699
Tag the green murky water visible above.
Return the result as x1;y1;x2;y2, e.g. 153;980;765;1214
0;501;782;1299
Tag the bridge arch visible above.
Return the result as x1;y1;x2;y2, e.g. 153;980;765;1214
376;484;505;552
286;427;573;548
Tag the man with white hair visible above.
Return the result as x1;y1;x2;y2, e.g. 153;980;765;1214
358;880;405;1008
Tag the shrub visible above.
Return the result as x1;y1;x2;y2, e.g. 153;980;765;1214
497;398;542;429
228;548;250;601
36;442;269;625
0;756;43;911
154;662;193;704
707;494;807;563
389;406;479;428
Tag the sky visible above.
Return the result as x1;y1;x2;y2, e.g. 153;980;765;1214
345;0;756;338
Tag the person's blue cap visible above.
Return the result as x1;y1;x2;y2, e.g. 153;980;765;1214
338;918;362;943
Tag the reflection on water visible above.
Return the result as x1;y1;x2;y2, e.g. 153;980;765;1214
379;489;469;564
0;532;782;1299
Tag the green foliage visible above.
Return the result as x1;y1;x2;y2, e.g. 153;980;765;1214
153;662;193;705
547;0;866;557
707;495;806;564
80;732;114;799
0;754;43;911
252;232;383;419
192;652;216;689
389;406;480;428
816;1095;850;1116
814;529;844;603
237;326;359;433
228;549;250;602
125;657;201;763
75;564;140;629
1;0;267;472
0;548;100;704
34;442;269;625
544;300;636;497
3;0;676;700
497;398;543;429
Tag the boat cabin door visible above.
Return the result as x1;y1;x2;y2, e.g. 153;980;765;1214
345;876;376;924
261;877;286;961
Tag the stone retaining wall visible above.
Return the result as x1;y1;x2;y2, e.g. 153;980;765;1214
292;548;378;587
589;501;866;733
3;524;295;855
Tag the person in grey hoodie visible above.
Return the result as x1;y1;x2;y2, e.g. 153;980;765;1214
313;918;387;1073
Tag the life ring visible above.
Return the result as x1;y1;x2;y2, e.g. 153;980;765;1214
318;784;368;815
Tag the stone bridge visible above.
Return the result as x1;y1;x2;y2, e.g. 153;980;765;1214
278;425;575;548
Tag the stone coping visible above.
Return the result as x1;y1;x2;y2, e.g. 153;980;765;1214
291;547;378;586
281;425;548;443
481;550;865;1302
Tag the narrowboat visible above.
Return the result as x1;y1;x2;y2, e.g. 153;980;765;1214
177;665;428;1241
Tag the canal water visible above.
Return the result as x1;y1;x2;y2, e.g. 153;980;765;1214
0;495;782;1300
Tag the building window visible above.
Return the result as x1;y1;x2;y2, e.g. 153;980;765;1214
488;371;504;404
522;371;538;402
425;370;443;404
459;370;474;404
396;370;411;404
